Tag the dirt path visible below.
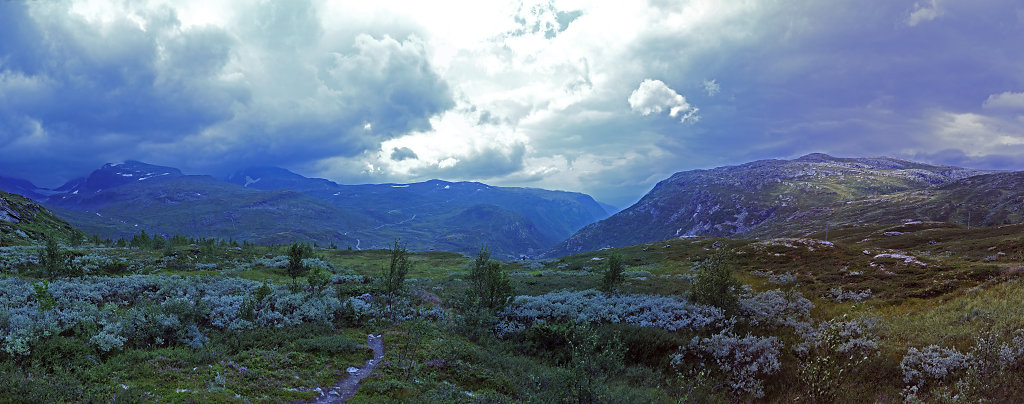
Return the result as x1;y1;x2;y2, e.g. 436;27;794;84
306;334;385;403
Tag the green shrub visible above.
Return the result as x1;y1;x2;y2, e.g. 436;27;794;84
382;239;411;298
287;243;308;282
600;254;626;292
468;246;514;312
689;251;740;315
292;334;360;354
604;324;688;369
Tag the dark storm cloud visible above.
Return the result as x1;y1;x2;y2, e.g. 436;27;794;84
415;143;527;180
390;147;418;161
0;1;453;186
0;2;248;184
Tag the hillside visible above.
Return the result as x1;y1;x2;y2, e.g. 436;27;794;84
46;174;379;247
0;162;605;258
228;167;611;244
549;153;993;256
0;190;80;244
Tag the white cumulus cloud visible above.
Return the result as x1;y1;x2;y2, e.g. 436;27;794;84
628;79;699;123
906;0;942;27
983;91;1024;110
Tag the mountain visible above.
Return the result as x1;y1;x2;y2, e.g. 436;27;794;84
0;190;80;244
548;153;995;256
0;176;44;200
766;171;1024;235
51;161;183;199
7;162;605;258
226;166;339;192
227;166;609;251
45;169;374;247
597;201;620;216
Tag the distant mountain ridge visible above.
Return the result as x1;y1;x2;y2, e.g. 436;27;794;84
225;166;611;247
0;162;609;258
548;153;998;256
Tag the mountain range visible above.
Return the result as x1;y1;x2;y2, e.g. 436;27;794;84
0;161;611;258
548;153;1006;255
6;153;1024;259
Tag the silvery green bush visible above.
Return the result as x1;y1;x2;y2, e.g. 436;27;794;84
801;316;880;356
254;255;289;268
826;288;872;303
739;289;814;334
901;345;972;388
0;274;423;356
501;289;724;332
70;254;114;275
682;329;781;398
750;270;798;285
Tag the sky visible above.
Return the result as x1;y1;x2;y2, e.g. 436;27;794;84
1;0;1023;207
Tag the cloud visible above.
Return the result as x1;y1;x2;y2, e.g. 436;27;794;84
628;79;700;123
3;0;1024;208
703;79;721;97
390;147;418;161
0;0;454;184
907;0;943;26
983;92;1024;110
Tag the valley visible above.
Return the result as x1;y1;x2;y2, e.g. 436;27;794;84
5;153;1024;402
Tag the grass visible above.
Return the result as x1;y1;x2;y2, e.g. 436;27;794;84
0;324;372;403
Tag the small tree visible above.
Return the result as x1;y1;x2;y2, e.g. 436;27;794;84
38;236;64;277
151;233;166;250
382;239;411;298
689;250;741;314
129;230;151;249
600;254;625;292
69;230;84;248
287;242;308;283
307;266;329;296
468;246;514;311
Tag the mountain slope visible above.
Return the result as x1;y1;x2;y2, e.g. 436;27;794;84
15;162;588;257
763;171;1024;236
227;167;609;248
0;176;45;200
47;173;375;247
549;153;993;256
1;190;80;244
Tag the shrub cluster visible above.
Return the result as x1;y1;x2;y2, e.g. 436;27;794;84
501;289;724;332
750;270;798;285
1;274;433;356
826;287;872;303
738;289;814;333
678;330;781;398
